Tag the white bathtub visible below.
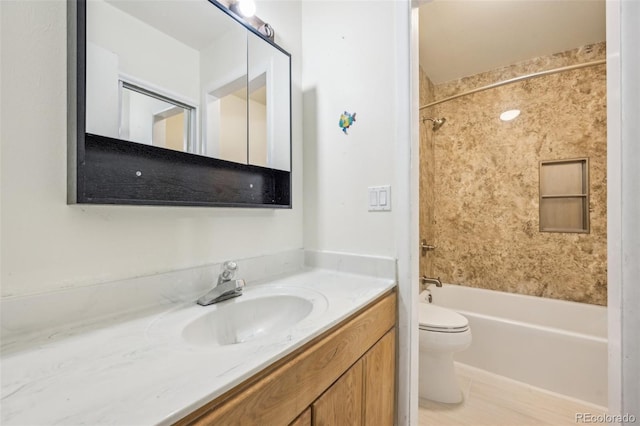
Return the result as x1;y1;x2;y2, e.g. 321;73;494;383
426;284;608;407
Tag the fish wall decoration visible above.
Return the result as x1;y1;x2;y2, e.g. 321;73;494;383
339;111;356;135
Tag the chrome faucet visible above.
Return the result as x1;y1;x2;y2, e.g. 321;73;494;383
197;261;245;306
421;276;442;287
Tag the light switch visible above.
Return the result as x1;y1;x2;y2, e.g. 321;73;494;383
379;185;391;211
379;189;387;206
368;185;391;211
369;189;378;207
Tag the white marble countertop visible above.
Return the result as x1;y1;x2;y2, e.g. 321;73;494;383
1;268;395;425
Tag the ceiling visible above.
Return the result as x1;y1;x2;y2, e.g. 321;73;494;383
419;0;606;84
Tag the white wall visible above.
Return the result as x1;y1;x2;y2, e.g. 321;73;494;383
0;0;303;297
301;2;414;424
607;0;640;420
302;1;398;258
619;0;640;415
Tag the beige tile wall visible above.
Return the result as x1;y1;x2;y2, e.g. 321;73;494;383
419;43;607;305
419;67;436;284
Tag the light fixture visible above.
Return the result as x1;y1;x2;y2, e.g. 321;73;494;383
500;109;521;121
236;0;256;18
224;0;275;41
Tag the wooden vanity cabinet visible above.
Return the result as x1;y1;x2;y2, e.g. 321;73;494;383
313;358;364;425
289;408;312;426
362;328;396;425
176;290;396;426
313;329;396;426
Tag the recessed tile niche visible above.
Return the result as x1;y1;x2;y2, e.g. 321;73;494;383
539;158;590;233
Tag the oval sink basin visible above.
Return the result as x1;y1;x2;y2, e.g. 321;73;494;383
182;294;313;346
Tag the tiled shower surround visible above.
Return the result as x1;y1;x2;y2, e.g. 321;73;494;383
420;43;607;306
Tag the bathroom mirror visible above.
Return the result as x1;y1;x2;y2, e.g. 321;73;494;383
68;0;291;207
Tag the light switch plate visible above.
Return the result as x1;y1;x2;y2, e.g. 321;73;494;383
368;185;391;211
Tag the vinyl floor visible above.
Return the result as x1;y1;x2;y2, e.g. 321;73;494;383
418;363;607;426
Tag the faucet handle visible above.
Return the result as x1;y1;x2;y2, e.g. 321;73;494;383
220;261;238;281
222;261;238;270
420;239;437;256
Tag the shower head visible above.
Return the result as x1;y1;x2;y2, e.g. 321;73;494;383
422;117;446;131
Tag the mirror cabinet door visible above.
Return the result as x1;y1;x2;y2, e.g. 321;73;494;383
86;0;252;164
201;15;248;164
86;0;210;154
247;32;291;172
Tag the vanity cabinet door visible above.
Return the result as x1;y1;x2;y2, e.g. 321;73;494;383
311;328;396;426
289;408;311;426
363;329;396;426
312;359;364;426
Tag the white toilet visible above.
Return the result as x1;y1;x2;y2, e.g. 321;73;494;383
418;291;472;403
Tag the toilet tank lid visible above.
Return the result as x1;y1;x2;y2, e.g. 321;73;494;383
419;303;469;330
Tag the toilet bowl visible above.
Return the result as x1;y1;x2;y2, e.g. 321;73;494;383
418;291;472;403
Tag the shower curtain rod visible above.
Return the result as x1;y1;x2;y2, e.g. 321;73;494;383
419;59;606;110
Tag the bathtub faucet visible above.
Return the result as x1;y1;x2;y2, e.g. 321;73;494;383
421;276;442;287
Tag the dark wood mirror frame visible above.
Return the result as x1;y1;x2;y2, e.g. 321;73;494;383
67;0;291;208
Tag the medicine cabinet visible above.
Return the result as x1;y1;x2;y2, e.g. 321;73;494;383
68;0;291;207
